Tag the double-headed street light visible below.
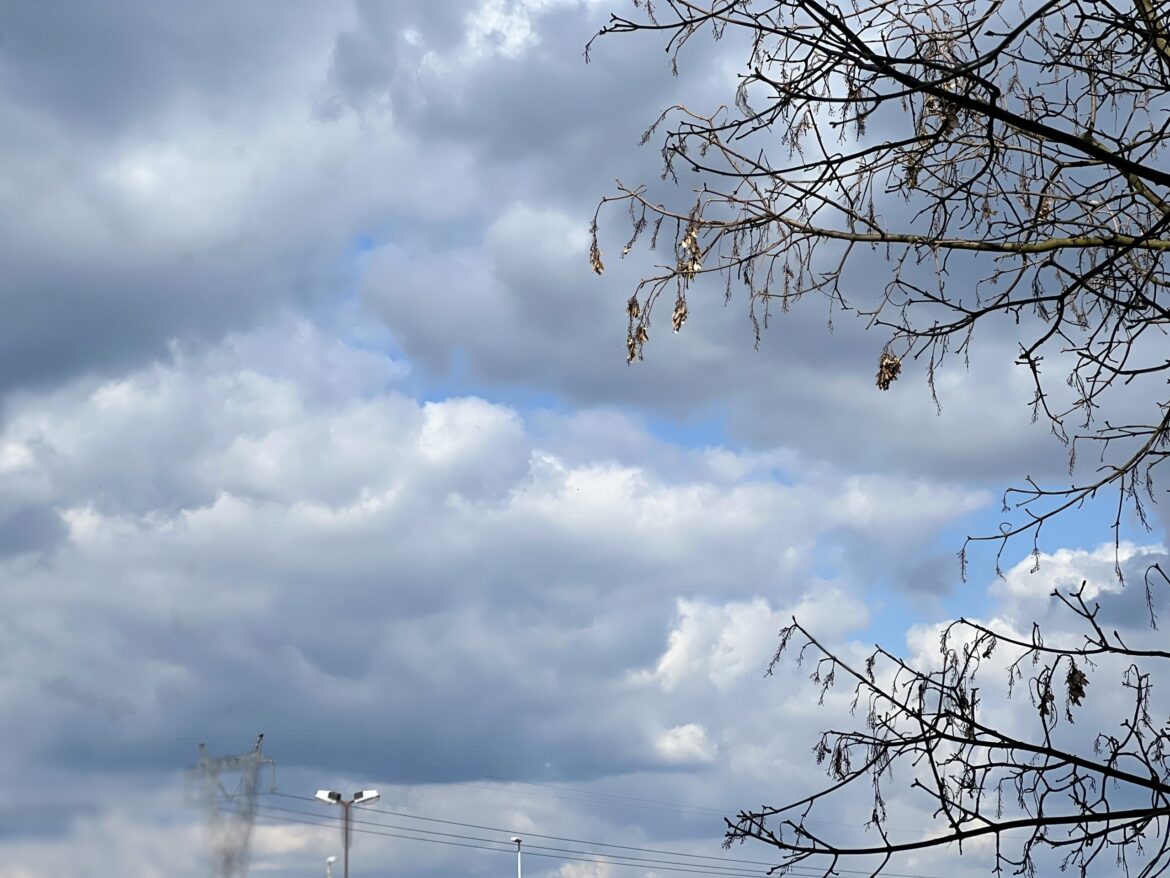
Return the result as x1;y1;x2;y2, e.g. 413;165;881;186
315;789;380;878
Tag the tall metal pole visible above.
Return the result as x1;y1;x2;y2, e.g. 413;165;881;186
343;801;352;878
512;836;523;878
316;789;377;876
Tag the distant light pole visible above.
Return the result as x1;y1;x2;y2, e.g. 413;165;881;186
315;789;380;878
326;854;338;878
511;836;523;878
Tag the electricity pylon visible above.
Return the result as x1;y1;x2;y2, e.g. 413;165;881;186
192;733;276;878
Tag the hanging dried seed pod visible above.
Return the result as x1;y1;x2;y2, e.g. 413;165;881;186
876;352;902;390
677;223;701;279
672;295;688;333
627;324;650;363
1066;665;1088;707
589;238;605;276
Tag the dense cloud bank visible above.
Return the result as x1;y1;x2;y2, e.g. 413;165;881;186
0;321;991;876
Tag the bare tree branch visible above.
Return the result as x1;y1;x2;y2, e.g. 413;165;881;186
590;0;1170;572
718;568;1170;877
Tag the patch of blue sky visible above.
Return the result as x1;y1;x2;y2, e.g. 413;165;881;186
340;316;404;360
856;585;926;651
362;331;738;455
849;496;1167;669
639;409;733;453
884;480;1166;636
351;213;485;256
411;348;569;415
959;479;1159;572
848;564;968;651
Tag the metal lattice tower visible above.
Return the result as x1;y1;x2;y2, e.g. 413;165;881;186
192;733;276;878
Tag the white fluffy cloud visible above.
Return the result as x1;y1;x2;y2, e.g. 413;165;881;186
653;723;717;764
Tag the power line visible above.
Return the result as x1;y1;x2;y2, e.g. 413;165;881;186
263;794;943;878
259;802;767;877
246;804;763;877
237;803;937;878
192;733;929;844
240;806;512;854
272;793;760;867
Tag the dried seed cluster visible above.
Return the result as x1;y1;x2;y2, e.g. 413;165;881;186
876;352;902;390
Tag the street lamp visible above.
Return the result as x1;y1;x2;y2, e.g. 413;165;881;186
511;836;523;878
315;789;380;878
326;855;338;878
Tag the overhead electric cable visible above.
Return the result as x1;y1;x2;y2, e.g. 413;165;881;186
272;792;763;866
255;803;768;877
263;794;943;878
246;805;763;877
235;804;943;878
191;733;928;842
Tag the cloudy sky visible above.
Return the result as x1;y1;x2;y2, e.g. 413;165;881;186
0;2;1166;877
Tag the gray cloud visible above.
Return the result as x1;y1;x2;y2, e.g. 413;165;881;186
0;320;994;874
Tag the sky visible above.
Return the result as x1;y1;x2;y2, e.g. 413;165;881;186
0;2;1167;877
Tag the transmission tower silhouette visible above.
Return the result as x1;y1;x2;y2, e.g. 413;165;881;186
192;733;275;878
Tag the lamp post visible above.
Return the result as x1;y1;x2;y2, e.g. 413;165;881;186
326;855;338;878
511;836;523;878
315;789;380;878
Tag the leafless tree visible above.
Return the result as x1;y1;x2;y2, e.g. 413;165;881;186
726;565;1170;878
587;0;1170;571
589;3;1170;874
